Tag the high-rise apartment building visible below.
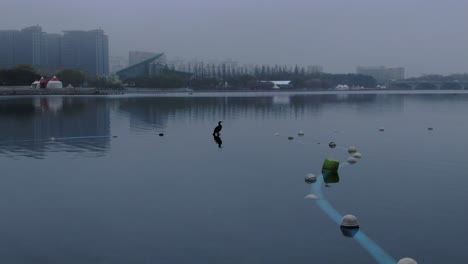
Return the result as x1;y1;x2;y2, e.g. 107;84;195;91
62;29;109;75
0;30;18;68
46;33;62;69
0;26;109;75
16;25;47;67
0;26;47;68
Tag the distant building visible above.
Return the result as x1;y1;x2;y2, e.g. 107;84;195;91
61;29;109;75
129;51;157;66
307;65;323;74
117;53;167;80
16;25;48;67
46;33;62;69
261;80;293;89
0;26;109;76
356;66;405;82
385;67;405;81
0;25;47;68
271;80;293;89
109;56;128;74
0;30;18;68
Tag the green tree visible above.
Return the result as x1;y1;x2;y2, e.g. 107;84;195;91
56;69;86;87
0;65;40;85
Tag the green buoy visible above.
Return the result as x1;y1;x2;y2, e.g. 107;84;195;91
322;158;339;173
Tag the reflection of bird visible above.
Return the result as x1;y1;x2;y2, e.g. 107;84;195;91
213;135;223;148
213;121;223;136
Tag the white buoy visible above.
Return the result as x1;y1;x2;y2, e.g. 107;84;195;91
305;173;317;183
397;258;417;264
50;137;55;141
352;152;362;159
347;157;357;164
298;131;305;136
348;146;357;154
288;136;294;140
304;194;319;200
340;214;359;228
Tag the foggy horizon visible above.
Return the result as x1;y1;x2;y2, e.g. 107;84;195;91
2;0;467;77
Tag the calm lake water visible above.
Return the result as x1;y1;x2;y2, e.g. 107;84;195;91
0;92;467;263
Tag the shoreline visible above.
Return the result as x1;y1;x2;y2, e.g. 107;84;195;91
0;87;124;96
0;86;466;97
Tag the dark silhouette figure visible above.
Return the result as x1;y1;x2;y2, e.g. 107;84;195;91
213;121;223;136
213;135;223;148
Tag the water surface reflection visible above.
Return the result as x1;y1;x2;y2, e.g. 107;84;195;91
0;93;467;263
0;97;111;159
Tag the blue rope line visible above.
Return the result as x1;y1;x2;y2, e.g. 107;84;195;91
310;163;396;264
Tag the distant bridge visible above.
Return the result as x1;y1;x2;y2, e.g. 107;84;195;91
388;80;468;90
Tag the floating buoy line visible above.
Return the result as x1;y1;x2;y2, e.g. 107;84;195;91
311;163;398;264
279;131;417;263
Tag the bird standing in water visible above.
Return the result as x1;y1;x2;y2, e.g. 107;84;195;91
213;121;223;136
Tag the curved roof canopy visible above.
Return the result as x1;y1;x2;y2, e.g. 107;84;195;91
116;53;165;80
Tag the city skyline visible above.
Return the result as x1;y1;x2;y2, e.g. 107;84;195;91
2;0;467;77
0;25;109;75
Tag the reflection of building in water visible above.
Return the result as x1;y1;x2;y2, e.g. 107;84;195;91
118;98;172;131
34;97;63;112
0;98;111;158
272;95;291;104
117;94;384;130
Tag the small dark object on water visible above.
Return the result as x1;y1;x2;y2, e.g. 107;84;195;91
213;121;223;136
159;133;164;136
113;136;118;138
428;127;433;130
329;142;337;148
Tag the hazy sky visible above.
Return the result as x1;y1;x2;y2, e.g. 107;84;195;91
1;0;467;76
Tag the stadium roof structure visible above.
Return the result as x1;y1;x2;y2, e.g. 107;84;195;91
116;53;166;80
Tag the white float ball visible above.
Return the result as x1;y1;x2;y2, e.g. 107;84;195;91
304;194;319;200
397;258;417;264
348;146;357;153
305;173;317;183
341;214;359;228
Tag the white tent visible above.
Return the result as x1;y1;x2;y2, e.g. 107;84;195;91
31;79;40;89
46;76;63;89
